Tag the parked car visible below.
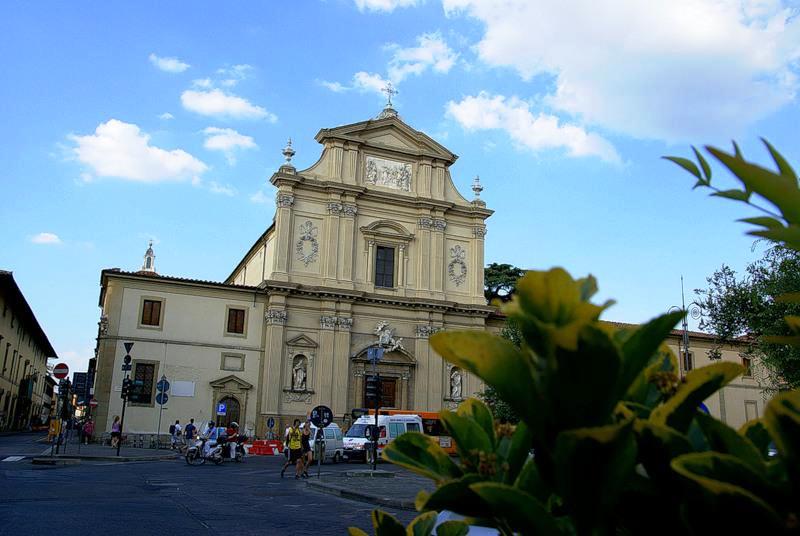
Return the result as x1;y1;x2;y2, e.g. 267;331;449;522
300;422;345;464
343;413;423;463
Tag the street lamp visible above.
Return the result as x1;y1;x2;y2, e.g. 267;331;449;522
669;276;703;377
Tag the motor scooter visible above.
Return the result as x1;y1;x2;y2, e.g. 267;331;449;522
221;435;248;463
185;437;224;465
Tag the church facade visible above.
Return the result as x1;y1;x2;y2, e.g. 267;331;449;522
91;107;772;439
92;107;495;436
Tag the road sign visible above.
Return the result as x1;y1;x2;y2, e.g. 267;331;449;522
367;347;384;364
156;378;170;392
123;342;134;354
365;424;380;440
155;392;169;405
310;405;333;428
89;399;98;408
123;354;131;365
217;402;227;416
267;417;275;429
53;363;69;380
121;363;132;371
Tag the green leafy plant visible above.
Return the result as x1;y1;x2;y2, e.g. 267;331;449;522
350;269;800;535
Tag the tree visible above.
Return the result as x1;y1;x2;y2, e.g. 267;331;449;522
484;263;524;303
697;245;800;389
479;322;521;423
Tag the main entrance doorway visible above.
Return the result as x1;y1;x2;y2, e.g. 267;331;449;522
363;376;397;408
216;396;240;427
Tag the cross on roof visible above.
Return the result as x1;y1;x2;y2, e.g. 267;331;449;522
382;82;398;107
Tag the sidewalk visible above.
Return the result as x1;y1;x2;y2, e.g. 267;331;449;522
35;439;180;462
307;468;435;510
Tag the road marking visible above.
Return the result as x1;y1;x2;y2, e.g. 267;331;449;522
2;456;25;462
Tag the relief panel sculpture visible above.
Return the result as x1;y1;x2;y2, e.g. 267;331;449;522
365;156;411;192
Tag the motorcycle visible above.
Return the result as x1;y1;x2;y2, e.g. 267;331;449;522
185;437;224;466
222;435;248;463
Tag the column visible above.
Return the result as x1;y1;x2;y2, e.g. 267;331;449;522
262;306;288;416
317;308;337;405
272;191;294;281
397;245;406;288
416;217;432;295
366;240;375;284
339;199;357;284
472;225;487;304
333;312;353;416
431;215;446;297
324;200;341;284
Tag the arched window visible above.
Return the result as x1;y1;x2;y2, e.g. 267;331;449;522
216;396;240;428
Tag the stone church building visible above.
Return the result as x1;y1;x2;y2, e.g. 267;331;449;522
91;104;770;438
92;105;496;436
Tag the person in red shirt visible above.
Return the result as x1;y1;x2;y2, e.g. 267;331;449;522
225;422;239;460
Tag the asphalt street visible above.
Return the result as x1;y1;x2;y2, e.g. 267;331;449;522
0;434;417;536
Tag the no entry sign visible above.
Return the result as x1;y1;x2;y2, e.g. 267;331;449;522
89;399;99;408
53;363;69;380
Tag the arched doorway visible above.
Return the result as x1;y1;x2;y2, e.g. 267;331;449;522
216;396;240;427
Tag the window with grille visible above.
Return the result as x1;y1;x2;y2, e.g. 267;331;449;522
141;299;162;326
133;362;155;405
227;308;246;334
683;351;694;372
375;246;395;288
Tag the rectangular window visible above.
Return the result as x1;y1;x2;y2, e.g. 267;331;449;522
133;362;155;405
406;422;420;433
221;353;244;371
742;357;753;377
744;400;758;421
141;299;162;327
226;308;246;334
375;246;395;288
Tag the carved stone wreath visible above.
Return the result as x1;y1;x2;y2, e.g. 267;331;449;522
295;221;319;266
448;245;467;287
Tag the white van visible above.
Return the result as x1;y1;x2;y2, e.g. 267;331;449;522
343;413;423;463
300;422;345;464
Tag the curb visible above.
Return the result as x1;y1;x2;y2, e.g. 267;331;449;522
31;457;81;466
306;479;416;510
38;454;178;462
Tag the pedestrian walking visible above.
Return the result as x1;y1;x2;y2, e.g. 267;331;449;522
281;419;303;479
279;422;292;476
82;418;95;444
301;422;312;478
110;416;121;448
184;418;195;447
170;420;182;449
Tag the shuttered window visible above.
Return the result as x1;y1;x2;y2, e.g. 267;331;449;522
227;308;246;334
141;300;162;326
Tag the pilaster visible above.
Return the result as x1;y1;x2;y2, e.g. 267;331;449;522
262;302;288;415
272;191;294;282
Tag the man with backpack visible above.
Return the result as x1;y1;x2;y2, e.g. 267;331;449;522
169;420;181;449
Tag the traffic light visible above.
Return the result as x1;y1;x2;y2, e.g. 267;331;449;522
128;379;145;403
121;378;132;400
365;375;382;408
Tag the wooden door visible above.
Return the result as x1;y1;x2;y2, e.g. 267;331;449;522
363;376;397;408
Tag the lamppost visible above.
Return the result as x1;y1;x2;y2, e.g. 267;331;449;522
668;276;703;378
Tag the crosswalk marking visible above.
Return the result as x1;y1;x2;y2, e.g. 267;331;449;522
2;456;25;462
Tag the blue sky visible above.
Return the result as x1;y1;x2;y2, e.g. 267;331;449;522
2;0;799;375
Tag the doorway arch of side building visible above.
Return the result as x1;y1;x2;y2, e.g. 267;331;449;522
209;375;252;429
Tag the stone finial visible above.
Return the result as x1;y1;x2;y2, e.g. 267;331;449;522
472;175;483;199
282;138;296;166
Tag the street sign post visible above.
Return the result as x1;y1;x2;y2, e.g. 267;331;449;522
89;399;98;408
155;375;170;447
310;405;332;478
117;343;135;457
217;402;227;416
155;392;169;405
156;378;170;393
53;363;69;380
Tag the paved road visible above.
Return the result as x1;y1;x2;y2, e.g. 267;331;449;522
0;435;418;536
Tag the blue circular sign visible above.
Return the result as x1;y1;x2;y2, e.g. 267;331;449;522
267;417;275;429
156;379;170;392
155;392;169;405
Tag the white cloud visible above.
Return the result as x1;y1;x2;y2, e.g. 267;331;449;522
249;190;272;204
148;53;190;73
322;33;457;99
353;71;392;96
159;112;174;120
216;64;253;87
443;0;800;141
181;89;277;121
192;78;213;89
354;0;421;11
447;93;621;163
319;80;349;93
203;127;257;165
31;232;62;245
207;181;237;196
70;119;207;182
387;32;458;82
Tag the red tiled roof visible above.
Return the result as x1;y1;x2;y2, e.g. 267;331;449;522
102;269;260;291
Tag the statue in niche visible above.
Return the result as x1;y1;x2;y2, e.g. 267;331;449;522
450;368;462;400
292;356;307;391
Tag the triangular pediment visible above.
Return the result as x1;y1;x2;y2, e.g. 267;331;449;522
286;334;318;348
210;374;253;390
315;116;457;164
